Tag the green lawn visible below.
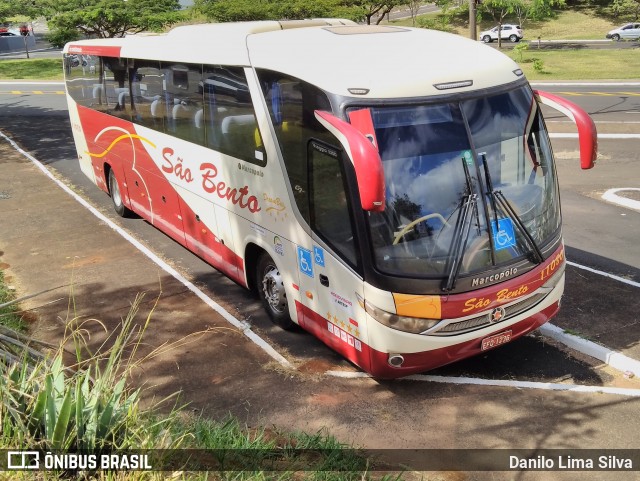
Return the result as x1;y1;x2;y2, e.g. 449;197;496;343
510;48;640;80
0;58;63;80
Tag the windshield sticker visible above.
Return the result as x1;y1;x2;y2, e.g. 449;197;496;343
491;218;516;251
297;246;314;278
273;236;284;256
462;150;474;166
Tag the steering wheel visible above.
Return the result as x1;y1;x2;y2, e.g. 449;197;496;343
392;213;450;245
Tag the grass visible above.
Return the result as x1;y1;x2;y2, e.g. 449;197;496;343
510;48;640;80
0;270;403;480
0;270;26;332
0;58;63;80
519;9;618;41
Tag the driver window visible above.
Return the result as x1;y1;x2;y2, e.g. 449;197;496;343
309;140;357;267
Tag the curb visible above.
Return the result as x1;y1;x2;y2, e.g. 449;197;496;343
540;323;640;378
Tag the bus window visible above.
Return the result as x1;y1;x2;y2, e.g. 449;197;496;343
63;54;101;109
161;62;205;146
309;140;357;266
201;65;265;165
257;70;333;223
100;57;129;118
130;60;165;131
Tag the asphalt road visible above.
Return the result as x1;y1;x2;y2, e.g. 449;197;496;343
2;81;640;476
1;80;639;371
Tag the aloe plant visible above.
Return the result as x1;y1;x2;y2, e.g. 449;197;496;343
0;294;157;452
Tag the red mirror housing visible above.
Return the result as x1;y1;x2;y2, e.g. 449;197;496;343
314;110;385;212
534;89;597;170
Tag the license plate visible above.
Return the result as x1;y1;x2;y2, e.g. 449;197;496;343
481;330;512;351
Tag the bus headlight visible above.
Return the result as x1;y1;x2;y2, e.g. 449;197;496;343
364;300;440;334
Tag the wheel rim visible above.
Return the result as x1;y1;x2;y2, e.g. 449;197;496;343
261;265;287;314
110;172;122;207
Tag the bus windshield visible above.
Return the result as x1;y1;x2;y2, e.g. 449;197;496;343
353;85;560;282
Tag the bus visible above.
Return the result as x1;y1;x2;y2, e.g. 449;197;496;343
62;20;597;378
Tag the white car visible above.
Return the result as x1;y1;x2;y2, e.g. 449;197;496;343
480;24;523;43
606;23;640;41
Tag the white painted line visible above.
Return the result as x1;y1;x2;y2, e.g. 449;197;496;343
326;370;640;397
602;188;640;212
567;260;640;289
0;130;294;370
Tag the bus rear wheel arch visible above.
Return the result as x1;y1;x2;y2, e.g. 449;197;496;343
255;252;295;330
106;166;133;218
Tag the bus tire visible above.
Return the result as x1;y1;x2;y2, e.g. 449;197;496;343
256;253;295;330
108;168;133;218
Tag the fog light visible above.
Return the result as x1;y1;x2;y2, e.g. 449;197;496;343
388;354;404;368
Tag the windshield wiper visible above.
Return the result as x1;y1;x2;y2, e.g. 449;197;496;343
480;153;544;265
442;157;478;292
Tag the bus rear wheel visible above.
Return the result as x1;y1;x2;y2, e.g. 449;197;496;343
108;168;133;218
256;253;295;330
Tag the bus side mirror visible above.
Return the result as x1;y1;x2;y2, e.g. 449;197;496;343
534;89;597;170
314;110;385;212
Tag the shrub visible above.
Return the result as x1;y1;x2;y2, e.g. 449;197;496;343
45;28;81;49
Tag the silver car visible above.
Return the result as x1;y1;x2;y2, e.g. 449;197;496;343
606;23;640;41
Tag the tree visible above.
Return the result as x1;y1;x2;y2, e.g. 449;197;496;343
407;0;422;26
0;0;23;24
354;0;405;24
195;0;362;22
612;0;640;20
41;0;184;39
513;0;566;28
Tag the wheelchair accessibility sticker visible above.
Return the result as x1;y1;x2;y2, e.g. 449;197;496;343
491;218;516;250
313;246;325;267
298;246;314;278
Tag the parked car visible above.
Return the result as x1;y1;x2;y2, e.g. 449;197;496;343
480;24;523;43
0;32;18;37
606;23;640;41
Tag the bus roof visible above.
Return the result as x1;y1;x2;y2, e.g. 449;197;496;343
64;20;523;99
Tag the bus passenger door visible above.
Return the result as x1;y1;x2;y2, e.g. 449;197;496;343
298;139;369;372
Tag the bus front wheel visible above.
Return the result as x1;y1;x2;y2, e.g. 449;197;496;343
256;253;295;330
108;169;133;218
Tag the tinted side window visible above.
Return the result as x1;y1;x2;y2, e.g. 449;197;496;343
63;54;101;108
161;62;205;145
202;65;266;166
101;57;130;119
309;141;357;266
257;69;333;223
130;60;165;131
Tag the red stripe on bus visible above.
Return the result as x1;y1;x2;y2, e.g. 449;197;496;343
67;45;122;57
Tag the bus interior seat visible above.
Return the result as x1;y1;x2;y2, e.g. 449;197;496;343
172;101;190;120
194;109;204;128
221;114;256;134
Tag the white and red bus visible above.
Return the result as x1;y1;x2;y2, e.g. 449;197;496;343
63;20;597;378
